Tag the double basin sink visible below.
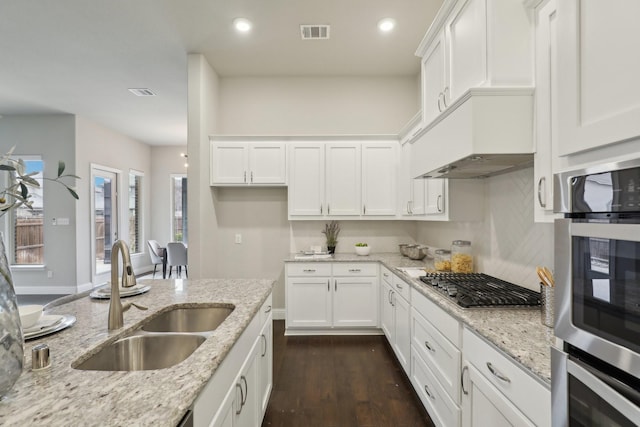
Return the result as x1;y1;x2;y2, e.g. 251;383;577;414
74;305;234;371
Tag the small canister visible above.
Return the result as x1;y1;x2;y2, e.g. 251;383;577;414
451;240;473;273
434;249;451;272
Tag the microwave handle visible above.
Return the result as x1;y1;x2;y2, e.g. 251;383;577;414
567;357;640;422
571;222;640;243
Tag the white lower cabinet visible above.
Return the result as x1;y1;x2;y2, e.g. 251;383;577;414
380;270;411;374
285;262;379;333
461;327;550;427
194;293;273;427
412;350;461;427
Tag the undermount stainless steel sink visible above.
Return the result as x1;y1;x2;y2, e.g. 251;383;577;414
141;305;234;333
74;334;206;371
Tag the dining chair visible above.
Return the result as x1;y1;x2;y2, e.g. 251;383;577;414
147;240;164;278
166;242;188;278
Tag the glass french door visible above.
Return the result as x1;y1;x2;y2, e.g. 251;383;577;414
94;169;118;275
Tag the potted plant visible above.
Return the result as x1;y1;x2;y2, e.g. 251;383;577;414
321;221;340;254
355;242;370;256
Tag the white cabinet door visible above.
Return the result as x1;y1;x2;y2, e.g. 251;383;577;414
381;282;394;339
557;1;640;156
400;142;426;216
462;364;535;427
288;143;325;216
425;179;445;215
257;318;273;417
325;143;361;216
249;143;286;184
208;384;235;427
394;293;411;374
234;341;259;427
211;143;248;184
534;0;559;222
445;0;487;104
286;277;332;328
333;277;379;327
362;143;396;216
422;29;448;125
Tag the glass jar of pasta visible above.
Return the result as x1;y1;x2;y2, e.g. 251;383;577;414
434;249;451;272
451;240;473;273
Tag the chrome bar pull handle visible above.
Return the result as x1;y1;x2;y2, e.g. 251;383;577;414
487;362;511;383
424;384;435;400
443;87;449;108
537;176;546;208
437;194;443;213
424;341;435;353
461;366;469;395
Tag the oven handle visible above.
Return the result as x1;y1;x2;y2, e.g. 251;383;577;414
571;222;640;242
567;357;640;422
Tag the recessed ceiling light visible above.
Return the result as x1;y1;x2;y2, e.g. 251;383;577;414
234;18;252;33
378;18;396;33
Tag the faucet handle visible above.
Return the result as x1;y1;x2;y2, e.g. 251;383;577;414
123;302;148;312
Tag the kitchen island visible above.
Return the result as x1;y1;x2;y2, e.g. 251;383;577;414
0;278;274;426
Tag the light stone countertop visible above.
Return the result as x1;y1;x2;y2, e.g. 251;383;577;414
0;278;274;426
286;252;553;386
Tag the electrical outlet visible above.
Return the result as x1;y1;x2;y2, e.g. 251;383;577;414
47;270;53;279
51;218;57;226
235;234;242;244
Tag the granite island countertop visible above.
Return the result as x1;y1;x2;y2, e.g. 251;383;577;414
286;252;553;386
0;278;274;426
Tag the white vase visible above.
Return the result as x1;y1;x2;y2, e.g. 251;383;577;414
0;232;24;397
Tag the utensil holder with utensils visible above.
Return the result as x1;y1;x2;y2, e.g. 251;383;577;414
540;284;554;328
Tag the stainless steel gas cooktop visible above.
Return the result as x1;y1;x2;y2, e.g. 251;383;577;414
419;272;541;309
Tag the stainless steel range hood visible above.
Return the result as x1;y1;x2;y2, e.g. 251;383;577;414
421;153;534;179
411;88;535;180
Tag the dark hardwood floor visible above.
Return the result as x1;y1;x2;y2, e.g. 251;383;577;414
262;320;435;427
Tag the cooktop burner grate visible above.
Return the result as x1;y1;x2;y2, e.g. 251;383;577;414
419;272;541;308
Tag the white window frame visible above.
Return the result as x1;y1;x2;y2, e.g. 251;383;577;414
128;169;144;255
170;174;187;243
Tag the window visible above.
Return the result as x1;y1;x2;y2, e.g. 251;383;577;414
10;157;44;265
128;171;143;254
93;166;118;276
171;175;187;243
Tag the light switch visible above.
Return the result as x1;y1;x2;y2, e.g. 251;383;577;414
57;217;70;225
235;234;242;244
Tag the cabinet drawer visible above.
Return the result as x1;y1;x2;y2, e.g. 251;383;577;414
412;308;461;403
412;288;460;347
463;328;550;427
287;263;332;277
392;275;411;302
411;349;461;427
332;263;377;277
259;293;273;326
380;265;393;286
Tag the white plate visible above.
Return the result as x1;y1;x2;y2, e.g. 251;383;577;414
24;314;76;341
89;284;151;299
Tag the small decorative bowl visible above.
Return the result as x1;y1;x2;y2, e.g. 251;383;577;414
355;245;370;256
18;305;43;329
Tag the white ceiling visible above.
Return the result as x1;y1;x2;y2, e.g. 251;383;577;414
0;0;442;146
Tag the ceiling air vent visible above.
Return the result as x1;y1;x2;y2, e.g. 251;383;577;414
300;25;330;40
128;88;156;97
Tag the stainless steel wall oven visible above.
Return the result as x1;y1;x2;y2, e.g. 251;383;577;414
553;159;640;426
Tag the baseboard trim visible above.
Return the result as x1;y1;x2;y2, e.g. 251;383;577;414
284;328;384;336
272;308;286;320
15;285;79;295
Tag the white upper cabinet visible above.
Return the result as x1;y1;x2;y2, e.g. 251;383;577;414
416;0;533;129
556;1;640;156
288;139;398;220
325;143;361;216
533;0;560;222
446;0;487;103
422;29;447;126
362;143;397;216
425;179;445;215
210;140;286;186
288;143;325;216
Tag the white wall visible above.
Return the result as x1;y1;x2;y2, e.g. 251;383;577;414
75;116;151;290
416;167;554;291
0;115;78;293
150;146;188;246
219;76;420;135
